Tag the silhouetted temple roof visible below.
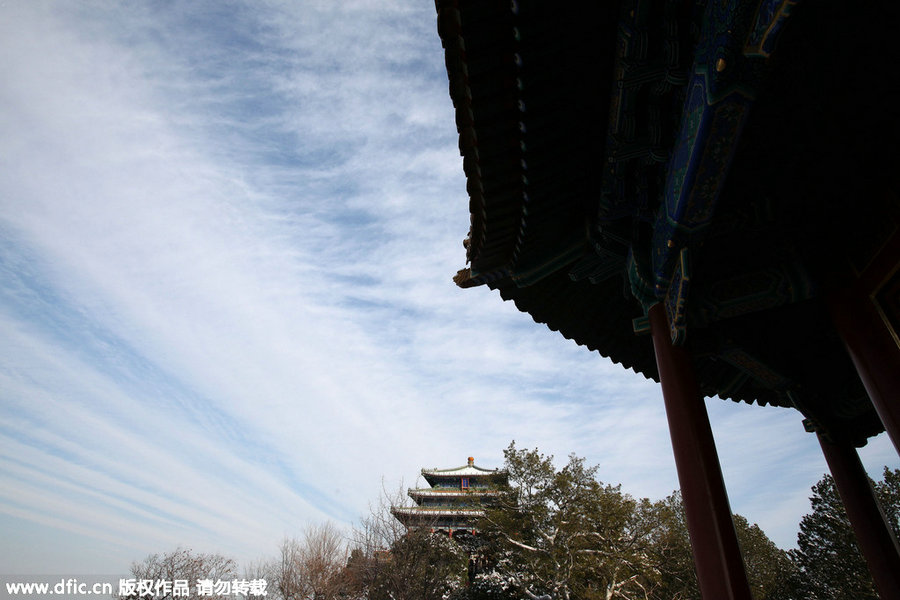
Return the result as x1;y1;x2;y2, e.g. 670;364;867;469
436;0;900;446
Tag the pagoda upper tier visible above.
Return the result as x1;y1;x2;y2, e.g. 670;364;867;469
421;456;507;487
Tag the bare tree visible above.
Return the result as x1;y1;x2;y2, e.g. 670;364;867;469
119;548;236;600
266;522;349;600
353;479;410;553
301;522;347;600
270;537;304;600
241;559;271;595
345;480;469;600
345;480;411;596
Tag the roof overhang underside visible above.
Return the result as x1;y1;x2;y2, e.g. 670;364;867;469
436;0;900;446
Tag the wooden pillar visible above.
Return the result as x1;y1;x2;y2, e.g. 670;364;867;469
828;287;900;456
649;303;753;600
818;434;900;600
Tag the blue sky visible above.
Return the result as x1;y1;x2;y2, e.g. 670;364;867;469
1;0;896;577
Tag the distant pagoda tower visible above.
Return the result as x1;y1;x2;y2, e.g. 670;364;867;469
391;457;508;536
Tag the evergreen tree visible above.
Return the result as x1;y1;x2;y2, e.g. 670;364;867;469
478;442;671;600
789;467;900;599
367;528;468;600
642;492;697;600
732;514;796;600
478;443;794;600
647;492;794;600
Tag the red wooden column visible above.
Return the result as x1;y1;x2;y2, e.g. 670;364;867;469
648;303;752;600
828;286;900;456
818;434;900;600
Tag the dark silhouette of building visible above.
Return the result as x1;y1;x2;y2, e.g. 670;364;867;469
432;0;900;598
